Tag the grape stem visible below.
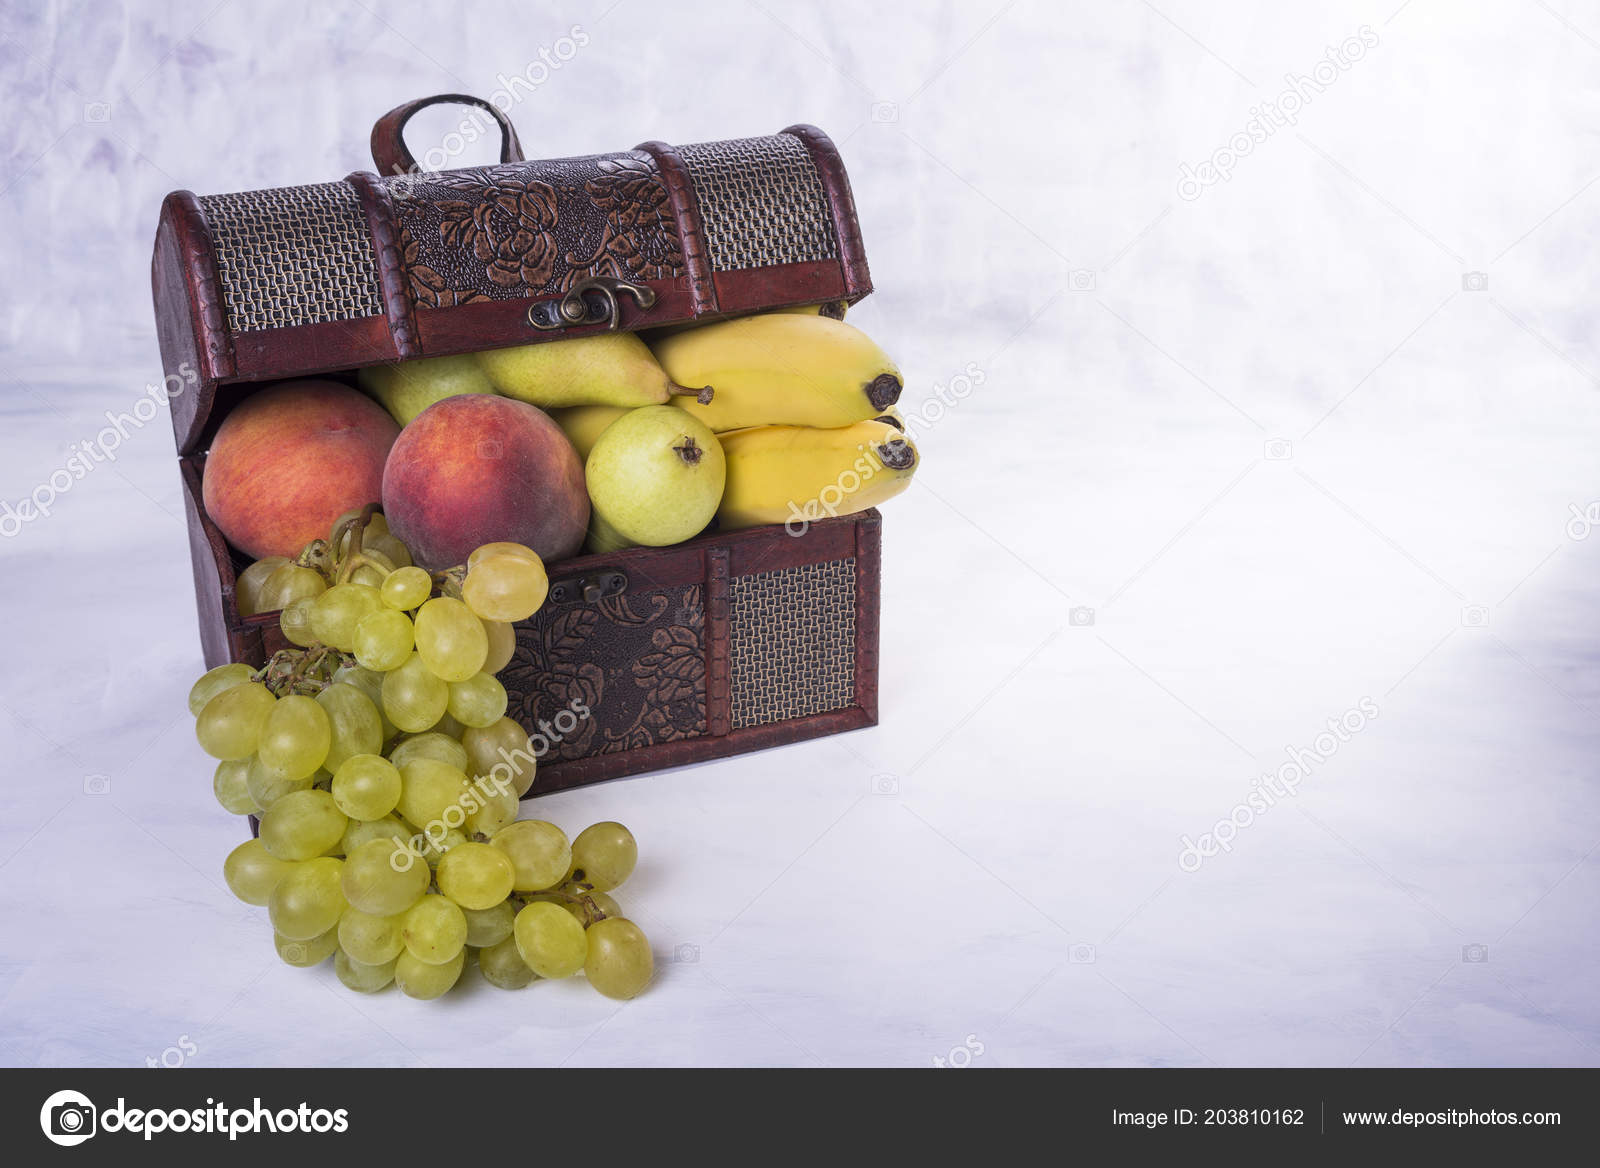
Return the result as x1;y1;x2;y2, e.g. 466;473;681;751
250;644;348;697
513;883;610;926
332;502;387;586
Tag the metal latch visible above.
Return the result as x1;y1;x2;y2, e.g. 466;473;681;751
527;277;655;331
546;569;628;606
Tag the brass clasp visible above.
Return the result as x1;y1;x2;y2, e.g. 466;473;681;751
527;277;656;332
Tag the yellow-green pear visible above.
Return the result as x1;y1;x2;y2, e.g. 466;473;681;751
476;333;711;409
549;404;632;462
357;355;494;426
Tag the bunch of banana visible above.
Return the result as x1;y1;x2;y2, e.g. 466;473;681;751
716;419;918;533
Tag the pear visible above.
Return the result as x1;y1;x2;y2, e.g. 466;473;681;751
357;355;494;426
585;508;636;554
549;404;632;462
476;333;711;410
585;406;725;546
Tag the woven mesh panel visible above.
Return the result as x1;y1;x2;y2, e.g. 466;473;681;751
728;558;856;729
198;182;383;332
677;134;839;273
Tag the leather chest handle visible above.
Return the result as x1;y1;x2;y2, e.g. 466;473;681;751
371;93;525;178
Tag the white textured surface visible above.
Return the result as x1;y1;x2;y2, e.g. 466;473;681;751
2;0;1599;1067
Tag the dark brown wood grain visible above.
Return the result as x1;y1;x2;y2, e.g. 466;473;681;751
155;191;233;455
783;124;874;301
634;139;720;319
346;171;423;360
706;546;731;737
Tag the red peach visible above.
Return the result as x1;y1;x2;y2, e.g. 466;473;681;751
203;380;400;560
381;394;588;570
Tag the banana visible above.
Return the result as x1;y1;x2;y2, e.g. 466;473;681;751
642;299;847;343
549;404;632;462
651;314;901;433
716;419;918;532
871;405;906;432
774;299;848;320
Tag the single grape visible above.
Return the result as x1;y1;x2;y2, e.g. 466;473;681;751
257;563;327;612
514;901;587;978
365;531;412;569
427;711;468;739
462;900;515;948
236;556;290;617
196;683;276;760
279;595;319;647
481;619;516;675
353;608;415;672
346;548;396;589
309;582;384;652
414;597;488;682
436;842;516;910
387;731;471;774
402;894;468;965
380;565;432;611
492;820;570;891
466;783;520;837
382;653;449;733
335;949;396;993
446;673;508;729
338;907;406;965
331;754;402;820
396;758;470;829
415;827;468;867
566;888;621;927
463;718;538;796
315;683;383;772
331;507;389;546
258;788;347;862
223;838;298;906
467;541;541;570
213;758;258;815
246;756;312;810
340;813;410;855
340;838;428;916
275;927;338;968
583;918;654;999
256;694;332;782
394;947;464;999
462;554;549;623
331;663;398;740
187;662;254;717
478;934;537;989
268;856;346;940
569;822;638;892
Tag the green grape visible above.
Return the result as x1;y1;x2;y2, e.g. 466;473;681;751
569;822;638;892
353;608;414;672
402;894;468;964
414;597;488;682
187;662;255;717
382;653;449;733
257;563;327;612
381;566;432;611
394;947;464;999
331;663;398;740
565;888;620;927
309;582;384;652
223;838;297;906
315;683;383;772
332;507;389;546
462;553;549;623
268;856;346;940
340;813;409;855
335;949;396;993
492;820;571;891
396;758;470;828
365;532;412;569
466;783;519;838
446;673;508;729
387;731;470;774
196;683;277;760
416;827;468;867
280;595;319;647
513;901;586;978
347;552;395;590
256;694;332;781
331;754;402;820
246;756;312;810
258;788;348;861
275;926;338;968
477;934;536;989
436;842;516;910
583;918;653;999
467;541;541;570
340;838;428;915
338;907;406;964
463;718;538;796
236;555;290;617
427;711;468;739
213;758;258;815
462;900;515;948
481;619;516;675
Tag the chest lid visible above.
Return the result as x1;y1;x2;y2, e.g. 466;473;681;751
153;94;873;455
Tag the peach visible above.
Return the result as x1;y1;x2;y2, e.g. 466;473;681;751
381;394;588;571
203;380;400;560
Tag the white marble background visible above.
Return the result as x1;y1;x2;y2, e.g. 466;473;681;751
1;0;1597;1067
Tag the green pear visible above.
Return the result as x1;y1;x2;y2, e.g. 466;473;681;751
357;355;494;426
477;333;711;409
585;508;637;554
585;406;725;546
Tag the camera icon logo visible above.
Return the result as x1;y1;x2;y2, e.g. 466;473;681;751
1068;943;1097;964
870;101;899;123
871;772;900;795
1460;605;1489;628
1068;269;1097;292
83;774;111;795
1461;943;1489;963
83;101;111;123
1461;271;1488;292
1068;605;1096;627
40;1089;97;1146
674;943;700;964
1263;438;1293;461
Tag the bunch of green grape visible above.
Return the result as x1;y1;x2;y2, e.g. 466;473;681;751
192;506;653;1002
